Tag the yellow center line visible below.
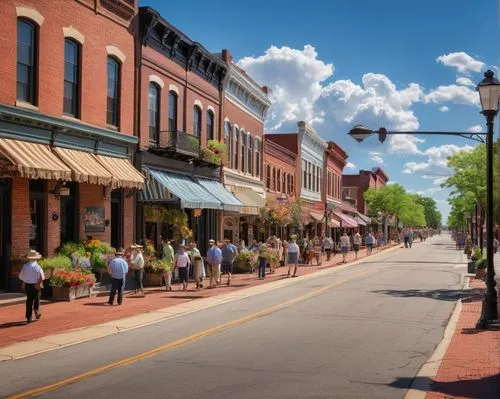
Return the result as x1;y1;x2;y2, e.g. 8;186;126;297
7;269;372;399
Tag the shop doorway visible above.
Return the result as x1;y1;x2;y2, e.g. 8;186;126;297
0;179;11;291
29;180;46;255
60;183;78;245
111;190;123;249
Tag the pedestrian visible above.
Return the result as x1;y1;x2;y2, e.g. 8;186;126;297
19;250;44;324
340;232;350;264
365;232;374;255
353;230;362;260
258;244;267;279
221;238;238;286
107;248;128;306
206;239;222;289
287;235;300;277
174;245;190;291
323;235;334;261
130;244;144;295
162;239;174;291
189;242;204;289
493;237;499;254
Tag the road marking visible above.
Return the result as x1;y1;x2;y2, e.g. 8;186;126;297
7;269;372;399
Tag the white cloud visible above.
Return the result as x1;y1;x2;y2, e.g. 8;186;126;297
387;135;425;155
408;187;443;196
467;125;482;133
345;162;356;170
456;77;474;87
402;144;475;181
424;84;479;106
439;106;449;112
436;52;484;73
369;152;384;165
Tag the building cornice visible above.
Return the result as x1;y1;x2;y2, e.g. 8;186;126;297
298;121;327;148
264;139;296;165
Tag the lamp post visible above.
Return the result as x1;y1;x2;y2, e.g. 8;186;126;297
347;70;499;329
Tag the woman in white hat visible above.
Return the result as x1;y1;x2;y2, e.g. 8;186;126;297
130;244;145;295
19;250;45;323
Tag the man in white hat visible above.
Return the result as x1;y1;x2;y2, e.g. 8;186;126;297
107;248;128;305
206;239;222;289
19;250;44;323
130;244;145;295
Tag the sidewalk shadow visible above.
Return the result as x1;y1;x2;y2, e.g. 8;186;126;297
83;302;110;307
167;295;205;300
389;374;500;399
0;321;28;328
371;288;481;302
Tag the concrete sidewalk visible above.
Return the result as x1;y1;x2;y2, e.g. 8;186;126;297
0;244;400;361
423;276;500;399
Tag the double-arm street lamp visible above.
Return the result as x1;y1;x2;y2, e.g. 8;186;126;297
347;70;499;329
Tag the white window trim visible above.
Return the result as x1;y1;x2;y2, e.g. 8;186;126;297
63;26;85;44
149;75;165;88
207;105;215;114
106;45;126;63
168;84;180;95
194;99;203;110
16;7;44;26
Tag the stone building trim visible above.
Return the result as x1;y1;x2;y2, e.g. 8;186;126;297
194;99;203;110
168;84;180;95
63;26;85;44
149;74;165;88
106;45;126;63
15;7;45;26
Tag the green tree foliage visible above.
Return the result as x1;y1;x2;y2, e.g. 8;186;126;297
412;195;442;228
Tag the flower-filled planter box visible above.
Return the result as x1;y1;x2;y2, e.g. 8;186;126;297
51;284;92;301
143;272;163;287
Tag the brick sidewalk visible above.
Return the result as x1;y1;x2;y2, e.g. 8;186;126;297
0;245;396;349
425;278;500;399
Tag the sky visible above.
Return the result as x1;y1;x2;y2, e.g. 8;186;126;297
141;0;499;222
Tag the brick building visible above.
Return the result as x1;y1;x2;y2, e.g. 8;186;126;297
0;0;144;291
135;7;241;255
218;50;271;245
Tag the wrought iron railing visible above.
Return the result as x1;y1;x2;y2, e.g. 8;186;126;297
159;130;200;158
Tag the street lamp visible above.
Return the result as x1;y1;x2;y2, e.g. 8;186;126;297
347;70;499;329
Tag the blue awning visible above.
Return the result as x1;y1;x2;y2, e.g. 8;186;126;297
139;168;221;210
197;178;243;213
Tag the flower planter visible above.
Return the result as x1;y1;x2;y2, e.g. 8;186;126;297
475;268;486;280
233;260;253;274
51;284;92;301
143;272;163;287
467;261;476;274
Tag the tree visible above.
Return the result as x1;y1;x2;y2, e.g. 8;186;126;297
412;195;442;228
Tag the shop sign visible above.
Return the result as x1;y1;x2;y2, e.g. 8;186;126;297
84;207;105;232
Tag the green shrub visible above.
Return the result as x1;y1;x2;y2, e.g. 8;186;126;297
476;255;487;270
58;242;85;258
39;255;72;270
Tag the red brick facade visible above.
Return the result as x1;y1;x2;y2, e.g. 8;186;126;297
342;168;389;215
324;142;348;207
263;137;297;200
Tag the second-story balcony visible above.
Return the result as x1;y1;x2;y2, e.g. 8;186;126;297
156;130;200;159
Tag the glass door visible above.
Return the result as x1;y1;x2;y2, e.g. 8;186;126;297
111;190;122;249
0;179;11;291
29;180;46;254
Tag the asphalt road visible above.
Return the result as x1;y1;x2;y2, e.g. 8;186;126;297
0;235;466;399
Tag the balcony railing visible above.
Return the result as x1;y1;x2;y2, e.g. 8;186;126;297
158;130;200;158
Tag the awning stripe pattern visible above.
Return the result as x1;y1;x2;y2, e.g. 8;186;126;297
356;212;372;225
53;147;113;186
334;211;359;228
0;138;72;181
232;188;266;215
95;155;145;189
328;218;341;228
142;168;221;210
197;178;243;213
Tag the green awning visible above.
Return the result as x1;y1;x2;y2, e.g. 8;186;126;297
197;178;243;213
140;168;221;210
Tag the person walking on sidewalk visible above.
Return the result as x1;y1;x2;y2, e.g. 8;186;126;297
365;232;374;255
130;244;145;295
287;236;300;277
258;244;268;279
340;232;350;264
206;239;222;289
189;242;204;289
174;245;190;291
323;235;334;261
162;239;174;291
221;238;238;286
353;231;362;260
19;250;44;323
107;249;128;306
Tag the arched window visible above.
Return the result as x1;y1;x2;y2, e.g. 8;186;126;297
224;121;231;166
291;175;294;195
240;130;246;173
206;110;214;141
148;83;160;144
107;57;120;127
277;169;281;192
254;138;261;178
17;19;37;104
272;167;276;191
168;90;177;131
233;127;239;170
282;172;286;193
193;105;202;137
63;39;80;117
266;164;271;189
247;134;253;175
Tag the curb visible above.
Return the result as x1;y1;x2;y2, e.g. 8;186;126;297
404;274;470;399
0;244;402;362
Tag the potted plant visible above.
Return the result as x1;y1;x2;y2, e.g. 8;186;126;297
39;255;72;280
50;268;96;301
468;247;482;274
267;248;279;273
475;255;487;279
234;250;257;273
143;257;171;287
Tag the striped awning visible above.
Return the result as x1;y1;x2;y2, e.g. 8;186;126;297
0;138;72;180
334;211;359;228
140;168;221;209
356;212;372;225
197;178;243;213
95;155;144;189
232;188;266;215
328;218;341;228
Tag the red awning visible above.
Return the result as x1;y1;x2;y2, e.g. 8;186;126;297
328;218;341;228
334;211;359;228
309;210;325;222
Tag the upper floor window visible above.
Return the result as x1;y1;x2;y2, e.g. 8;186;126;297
302;160;307;189
287;174;291;194
272;167;276;190
168;91;178;132
266;164;271;188
282;172;286;193
63;39;80;117
307;162;312;190
291;175;294;195
148;83;160;144
254;138;261;178
240;130;246;173
224;122;231;166
206;110;214;141
193;105;202;137
247;134;253;175
277;169;281;192
17;19;37;104
233;127;239;170
107;57;120;127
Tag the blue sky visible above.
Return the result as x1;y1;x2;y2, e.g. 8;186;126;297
141;0;499;222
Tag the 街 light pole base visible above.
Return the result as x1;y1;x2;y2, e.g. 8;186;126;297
476;294;500;330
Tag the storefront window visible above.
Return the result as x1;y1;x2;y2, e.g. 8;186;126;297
29;180;45;254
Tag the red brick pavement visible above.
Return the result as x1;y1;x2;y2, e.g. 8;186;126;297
425;278;500;399
0;246;395;349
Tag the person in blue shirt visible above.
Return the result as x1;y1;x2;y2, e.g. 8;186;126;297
107;248;129;305
206;239;222;289
221;239;238;286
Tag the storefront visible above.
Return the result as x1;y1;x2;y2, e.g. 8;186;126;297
0;105;144;291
